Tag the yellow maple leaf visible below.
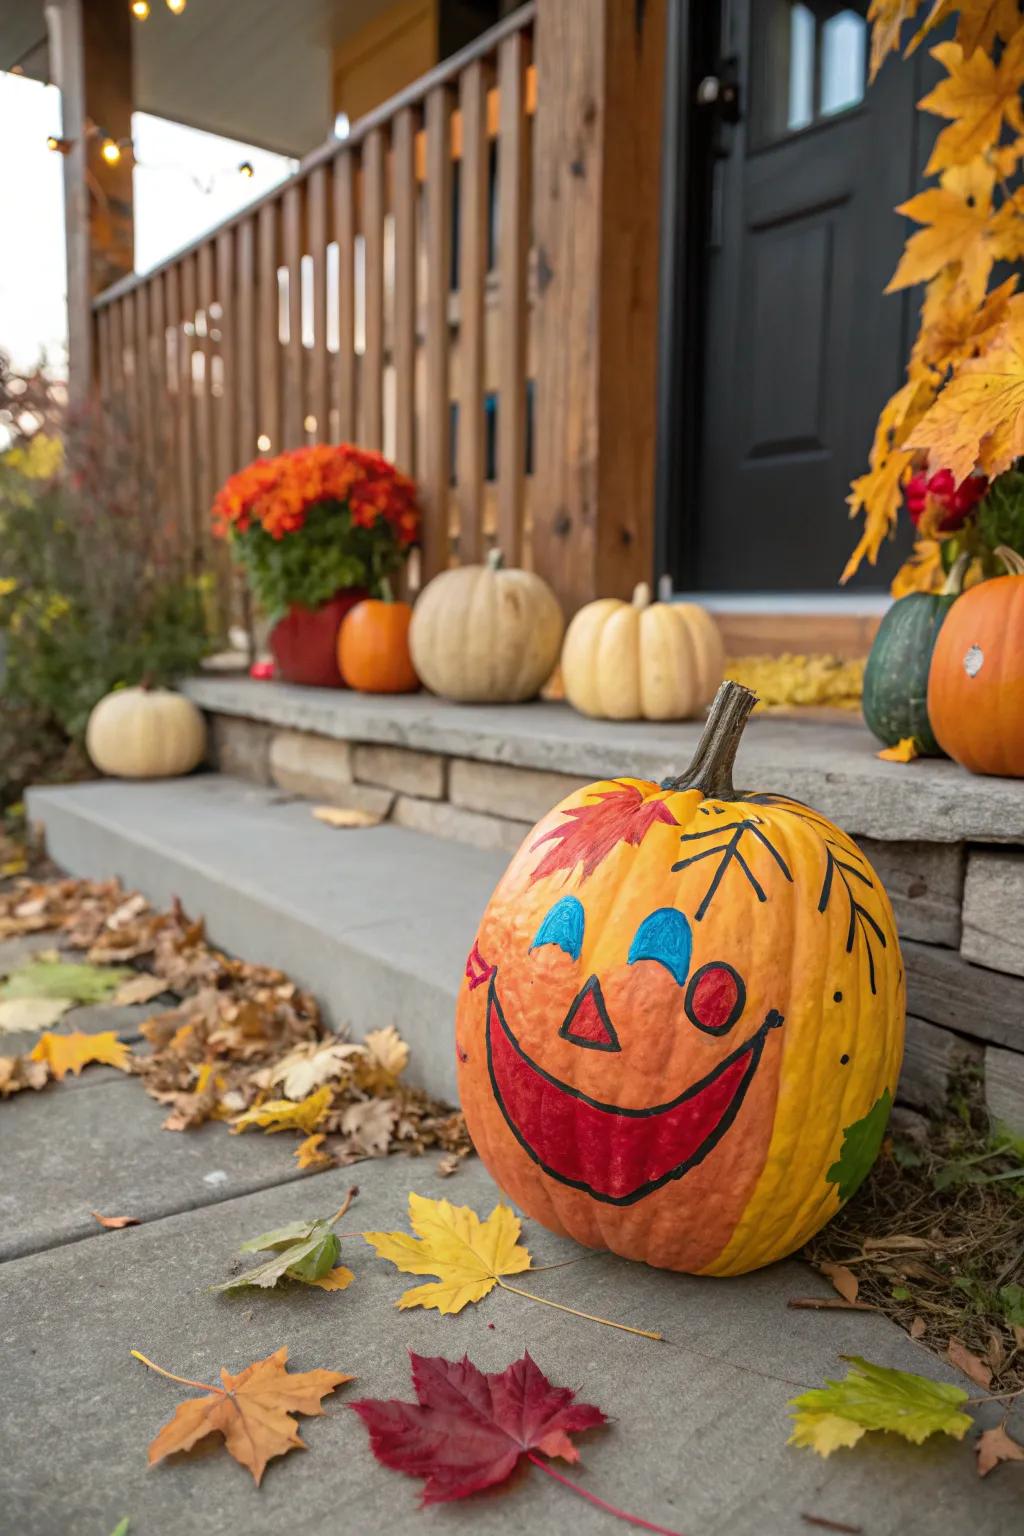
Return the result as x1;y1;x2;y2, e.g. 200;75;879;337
908;0;1021;59
877;736;922;762
363;1192;531;1314
357;1026;410;1092
868;0;924;80
920;37;1024;172
306;1265;355;1292
906;311;1024;480
915;270;1018;371
28;1030;131;1082
788;1355;971;1458
231;1085;332;1136
842;447;915;581
887;158;996;296
891;537;947;595
294;1132;333;1170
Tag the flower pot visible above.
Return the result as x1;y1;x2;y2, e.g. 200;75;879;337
269;589;368;688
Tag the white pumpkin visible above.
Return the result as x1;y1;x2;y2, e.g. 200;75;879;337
409;549;564;703
85;686;206;779
561;582;725;720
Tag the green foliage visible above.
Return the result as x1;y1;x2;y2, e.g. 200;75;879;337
826;1089;893;1203
214;1214;346;1291
977;470;1024;565
231;499;404;620
788;1355;972;1457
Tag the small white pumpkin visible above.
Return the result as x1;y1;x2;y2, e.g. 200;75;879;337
409;549;564;703
561;582;725;720
85;686;206;779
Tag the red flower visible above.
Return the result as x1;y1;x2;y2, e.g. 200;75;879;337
905;468;987;532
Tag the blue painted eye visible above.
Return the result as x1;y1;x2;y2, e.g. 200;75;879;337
530;895;585;960
627;907;692;986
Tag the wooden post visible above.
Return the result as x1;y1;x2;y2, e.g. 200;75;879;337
45;0;134;407
531;0;665;613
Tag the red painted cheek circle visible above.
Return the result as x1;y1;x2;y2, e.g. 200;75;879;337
684;961;746;1035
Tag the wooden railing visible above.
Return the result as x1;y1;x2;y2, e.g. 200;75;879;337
92;4;536;614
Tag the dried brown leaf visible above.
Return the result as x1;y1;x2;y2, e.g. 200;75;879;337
977;1424;1024;1477
819;1261;859;1304
91;1211;140;1229
947;1336;992;1389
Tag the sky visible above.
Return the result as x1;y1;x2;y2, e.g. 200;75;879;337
0;70;295;372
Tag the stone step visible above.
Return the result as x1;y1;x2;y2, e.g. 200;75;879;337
27;775;510;1104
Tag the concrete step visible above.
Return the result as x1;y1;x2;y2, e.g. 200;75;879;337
27;774;510;1103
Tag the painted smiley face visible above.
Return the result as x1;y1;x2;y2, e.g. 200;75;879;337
473;896;784;1207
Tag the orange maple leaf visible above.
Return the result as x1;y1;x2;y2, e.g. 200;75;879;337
528;782;678;885
908;0;1022;59
920;37;1024;173
868;0;924;80
294;1132;333;1171
914;270;1018;371
877;736;921;762
891;538;947;596
887;158;997;297
29;1030;131;1081
843;446;916;581
136;1345;352;1486
906;309;1024;480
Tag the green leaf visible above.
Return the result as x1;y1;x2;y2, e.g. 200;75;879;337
215;1218;341;1292
999;1283;1024;1328
109;1521;130;1536
0;959;134;1004
891;1286;911;1301
788;1355;972;1458
826;1089;892;1203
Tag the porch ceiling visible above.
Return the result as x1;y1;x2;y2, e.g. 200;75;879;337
1;0;388;157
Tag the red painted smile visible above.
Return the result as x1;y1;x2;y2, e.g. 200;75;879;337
485;974;782;1206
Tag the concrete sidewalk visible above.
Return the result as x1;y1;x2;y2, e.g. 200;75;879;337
1;981;1021;1535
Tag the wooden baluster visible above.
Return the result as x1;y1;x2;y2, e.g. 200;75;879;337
362;129;386;452
236;216;257;464
334;153;356;442
422;84;454;581
173;257;198;575
135;284;154;506
215;228;236;488
497;29;530;566
96;306;112;410
195;241;218;610
257;201;281;454
282;182;304;447
148;273;169;552
391;108;417;477
456;59;489;564
307;165;329;443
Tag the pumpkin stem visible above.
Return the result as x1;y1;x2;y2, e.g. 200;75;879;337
487;547;505;572
631;581;652;609
941;551;971;595
378;575;394;604
995;544;1024;576
662;680;757;798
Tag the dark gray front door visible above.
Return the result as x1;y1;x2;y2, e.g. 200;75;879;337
693;1;928;592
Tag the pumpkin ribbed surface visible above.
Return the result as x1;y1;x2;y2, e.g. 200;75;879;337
85;688;206;780
927;554;1024;777
456;685;904;1276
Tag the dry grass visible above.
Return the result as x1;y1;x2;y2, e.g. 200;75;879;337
804;1077;1024;1392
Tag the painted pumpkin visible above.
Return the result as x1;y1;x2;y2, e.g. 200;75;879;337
85;685;206;779
338;591;419;694
927;545;1024;778
456;681;904;1276
862;553;967;755
409;549;564;703
561;582;724;721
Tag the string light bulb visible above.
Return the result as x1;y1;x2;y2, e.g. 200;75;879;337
130;0;150;18
166;0;186;10
238;160;255;178
46;134;71;154
100;137;123;165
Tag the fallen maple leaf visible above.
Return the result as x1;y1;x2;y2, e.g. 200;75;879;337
312;804;385;829
112;972;169;1006
268;1039;363;1100
29;1030;131;1081
357;1025;410;1091
788;1355;972;1456
947;1336;993;1389
135;1345;351;1485
215;1188;357;1293
877;736;921;763
294;1132;333;1170
231;1085;332;1135
90;1211;140;1230
1;957;134;1004
0;1053;50;1096
353;1350;684;1533
977;1423;1024;1476
363;1192;531;1314
365;1193;662;1339
818;1263;860;1304
340;1097;397;1155
0;996;74;1034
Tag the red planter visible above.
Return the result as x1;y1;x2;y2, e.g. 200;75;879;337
269;589;367;688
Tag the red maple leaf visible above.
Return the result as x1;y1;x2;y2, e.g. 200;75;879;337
529;783;678;885
352;1351;605;1504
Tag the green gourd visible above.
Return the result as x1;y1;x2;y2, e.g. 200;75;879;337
862;554;968;755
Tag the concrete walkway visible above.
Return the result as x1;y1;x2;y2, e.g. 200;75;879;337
1;963;1021;1536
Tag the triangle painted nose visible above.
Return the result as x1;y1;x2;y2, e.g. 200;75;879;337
558;976;621;1053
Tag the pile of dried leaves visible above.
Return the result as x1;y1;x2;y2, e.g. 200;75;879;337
0;873;470;1174
805;1093;1024;1395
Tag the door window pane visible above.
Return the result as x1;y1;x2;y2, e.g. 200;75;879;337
787;5;816;131
821;10;867;117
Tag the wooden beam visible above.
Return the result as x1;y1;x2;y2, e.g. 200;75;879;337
531;0;665;613
45;0;134;406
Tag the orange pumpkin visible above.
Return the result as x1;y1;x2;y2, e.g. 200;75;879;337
927;545;1024;777
338;592;419;694
456;682;904;1276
